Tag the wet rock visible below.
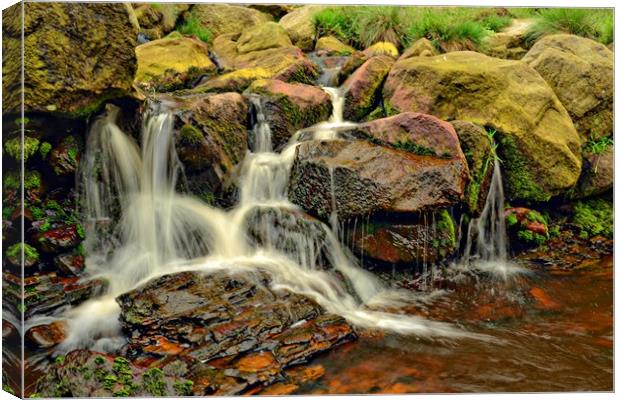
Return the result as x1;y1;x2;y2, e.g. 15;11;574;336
49;136;81;176
523;34;613;139
35;351;195;397
243;206;330;270
3;170;44;204
336;52;368;85
237;22;292;54
363;42;399;58
135;37;217;92
451;121;494;215
4;242;39;270
25;321;68;349
279;5;326;51
288;140;468;220
114;270;355;393
315;36;356;56
54;250;86;277
570;145;613;199
383;51;582;202
2;3;137;117
505;207;549;247
161;92;249;204
399;38;439;60
34;224;82;253
191;68;273;94
343;55;394;121
182;4;271;38
246;79;332;148
346;211;457;265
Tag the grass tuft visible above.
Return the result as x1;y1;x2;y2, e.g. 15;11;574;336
525;8;614;45
178;15;213;43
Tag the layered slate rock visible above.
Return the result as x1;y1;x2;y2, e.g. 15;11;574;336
343;55;395;121
2;2;137;117
246;79;332;148
157;92;249;205
451;120;495;215
288;139;468;220
279;5;326;51
108;270;354;395
135;37;217;91
523;34;613;139
383;51;582;202
183;4;271;38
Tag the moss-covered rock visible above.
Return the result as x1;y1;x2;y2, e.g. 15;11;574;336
135;37;217;92
237;22;292;54
569;143;613;199
133;3;188;40
482;19;532;60
523;34;613;140
383;51;582;202
279;5;326;51
451;121;494;215
189;68;273;94
182;4;271;38
2;3;137;117
343;55;394;121
505;207;549;247
363;42;399;58
49;136;81;176
315;36;356;56
3;136;40;163
572;198;613;239
5;242;39;268
246;79;332;149
399;38;439;60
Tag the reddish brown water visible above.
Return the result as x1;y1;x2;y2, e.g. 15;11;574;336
299;255;613;394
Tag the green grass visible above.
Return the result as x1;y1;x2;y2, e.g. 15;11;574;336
583;135;613;155
525;8;614;45
178;15;213;43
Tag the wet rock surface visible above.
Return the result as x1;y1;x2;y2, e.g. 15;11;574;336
288;140;468;220
342;55;394;121
570;146;613;198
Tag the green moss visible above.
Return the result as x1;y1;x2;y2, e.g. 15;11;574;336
495;132;549;202
23;170;42;190
506;213;518;227
54;355;65;364
3;171;20;190
103;374;118;390
4;136;40;162
178;14;213;43
76;224;85;239
573;198;613;238
173;380;193;396
393;140;436;156
436;210;456;247
143;368;166;396
94;355;105;365
517;230;548;245
6;243;40;264
549;226;560;237
179;124;204;146
583;135;613;155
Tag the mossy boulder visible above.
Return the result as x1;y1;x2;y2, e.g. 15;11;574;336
399;38;439;60
279;5;326;51
315;36;355;56
383;51;582;202
190;68;273;94
346;211;456;265
182;4;271;38
363;42;399;58
3;136;40;163
237;22;292;54
336;52;368;85
572;198;612;239
288;140;468;221
135;37;217;92
482;19;533;60
49;136;81;176
157;92;249;205
2;3;137;118
246;79;332;149
343;55;394;121
451;121;495;215
523;34;613;140
505;207;549;247
133;3;188;40
5;243;39;269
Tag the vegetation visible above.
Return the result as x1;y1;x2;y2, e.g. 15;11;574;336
573;198;613;238
4;136;40;162
178;15;213;43
525;8;614;45
583;135;613;155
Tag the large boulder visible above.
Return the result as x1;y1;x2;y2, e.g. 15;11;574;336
288;139;468;220
383;51;582;202
236;22;292;54
346;211;456;265
183;4;271;38
246;79;332;148
451;120;495;215
210;34;319;85
523;34;613;140
135;37;217;91
155;92;249;205
133;3;189;40
279;5;325;51
2;3;137;117
343;55;394;121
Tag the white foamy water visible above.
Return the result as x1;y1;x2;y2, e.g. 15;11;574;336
59;88;489;352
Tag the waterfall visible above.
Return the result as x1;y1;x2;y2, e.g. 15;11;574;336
60;88;484;352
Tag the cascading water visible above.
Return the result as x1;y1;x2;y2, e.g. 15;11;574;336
57;87;490;352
